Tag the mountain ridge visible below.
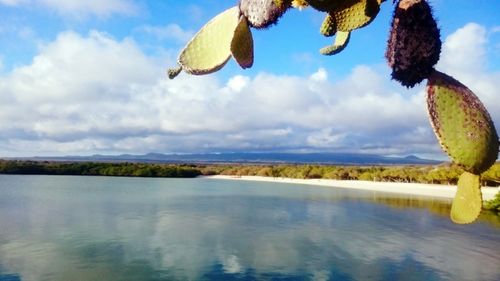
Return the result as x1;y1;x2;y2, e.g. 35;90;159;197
13;152;443;165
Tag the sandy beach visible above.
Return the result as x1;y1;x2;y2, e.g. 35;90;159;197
206;175;499;201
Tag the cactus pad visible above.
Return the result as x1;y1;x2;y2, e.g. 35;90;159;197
320;31;350;55
231;17;254;69
450;172;482;224
173;7;239;76
386;0;441;88
167;66;182;79
320;14;336;37
333;0;380;32
427;71;499;174
239;0;291;29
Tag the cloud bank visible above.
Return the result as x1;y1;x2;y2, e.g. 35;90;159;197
0;23;498;157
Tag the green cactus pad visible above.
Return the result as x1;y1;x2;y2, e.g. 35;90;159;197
177;7;240;76
450;172;482;224
333;0;380;32
320;31;350;55
320;14;337;37
427;71;499;174
231;17;254;69
240;0;291;29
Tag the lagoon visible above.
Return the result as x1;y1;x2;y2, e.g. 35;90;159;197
0;175;499;281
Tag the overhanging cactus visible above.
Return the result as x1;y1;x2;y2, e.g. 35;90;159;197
451;172;483;224
168;0;499;224
168;7;240;79
426;70;499;224
427;71;498;175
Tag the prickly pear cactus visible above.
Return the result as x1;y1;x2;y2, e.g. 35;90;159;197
320;14;336;37
451;172;482;224
167;0;499;224
386;0;441;88
319;0;382;56
427;71;499;174
320;31;350;55
231;17;254;69
168;7;240;78
333;0;380;32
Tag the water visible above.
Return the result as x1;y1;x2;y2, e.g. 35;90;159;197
0;175;499;281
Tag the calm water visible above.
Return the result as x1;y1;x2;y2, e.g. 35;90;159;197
0;175;499;281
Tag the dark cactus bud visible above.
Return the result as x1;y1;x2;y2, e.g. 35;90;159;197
386;0;441;88
239;0;291;29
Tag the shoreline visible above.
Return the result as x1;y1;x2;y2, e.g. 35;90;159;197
204;175;499;201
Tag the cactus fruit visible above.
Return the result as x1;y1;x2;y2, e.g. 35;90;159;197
231;17;254;69
427;71;499;174
386;0;441;88
168;7;240;78
450;172;483;224
320;31;351;55
320;14;336;37
239;0;291;29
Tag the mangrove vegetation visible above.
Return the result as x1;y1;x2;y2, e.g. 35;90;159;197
1;160;499;187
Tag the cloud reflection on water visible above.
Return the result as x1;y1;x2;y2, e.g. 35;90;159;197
0;176;499;281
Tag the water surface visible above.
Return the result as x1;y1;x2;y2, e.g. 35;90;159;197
0;175;499;281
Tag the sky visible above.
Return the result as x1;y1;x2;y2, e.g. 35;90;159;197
0;0;499;158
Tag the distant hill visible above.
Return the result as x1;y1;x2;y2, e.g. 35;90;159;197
21;152;442;165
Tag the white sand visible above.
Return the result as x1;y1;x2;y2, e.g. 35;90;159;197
205;175;499;201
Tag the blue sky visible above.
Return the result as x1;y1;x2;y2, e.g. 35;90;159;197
0;0;499;158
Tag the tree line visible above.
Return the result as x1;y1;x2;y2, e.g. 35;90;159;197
201;163;500;187
0;161;201;178
0;160;499;187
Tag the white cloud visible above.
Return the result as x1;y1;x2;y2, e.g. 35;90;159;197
1;193;499;281
310;68;327;82
439;23;487;77
437;23;500;128
0;0;137;17
0;22;498;157
226;75;250;93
